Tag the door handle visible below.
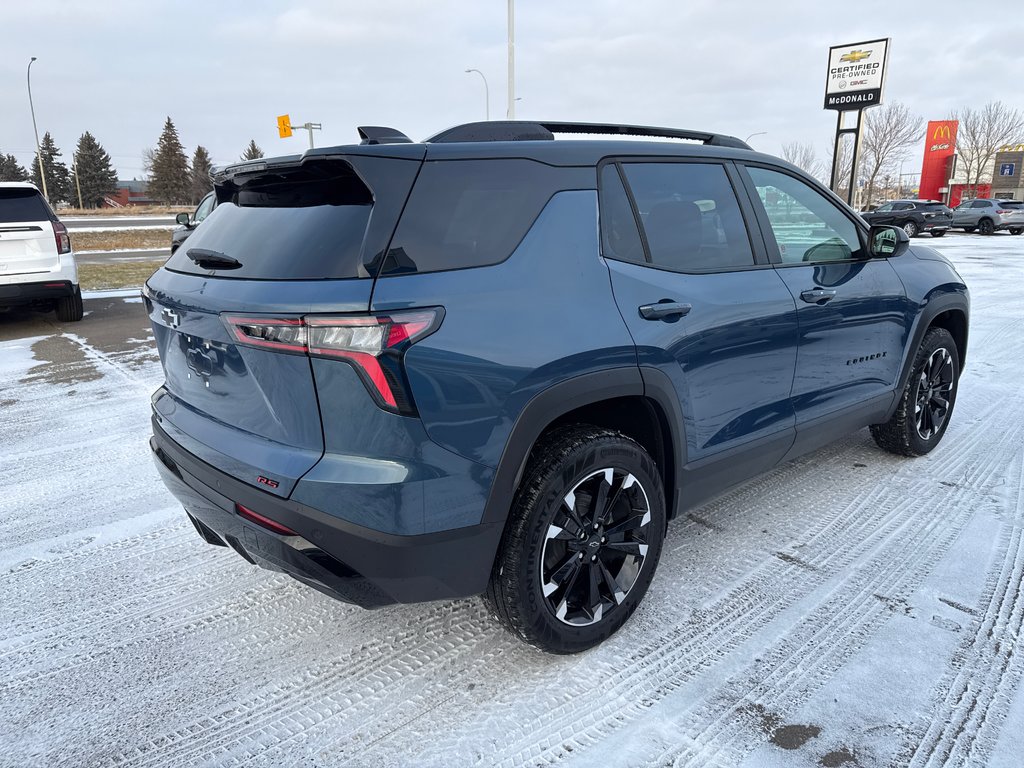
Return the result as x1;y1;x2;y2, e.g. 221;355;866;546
638;301;692;321
799;288;837;305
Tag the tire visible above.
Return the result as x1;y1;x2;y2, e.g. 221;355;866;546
979;218;996;236
1010;228;1023;236
930;230;946;238
963;226;976;233
902;221;919;238
55;285;84;322
484;425;666;654
870;327;960;457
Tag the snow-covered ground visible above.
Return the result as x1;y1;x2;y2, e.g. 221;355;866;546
1;234;1022;768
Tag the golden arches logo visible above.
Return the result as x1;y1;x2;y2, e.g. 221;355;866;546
933;125;952;141
840;50;872;63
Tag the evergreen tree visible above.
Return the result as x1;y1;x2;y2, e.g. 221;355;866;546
240;140;264;161
70;132;118;208
0;152;29;182
190;145;213;204
148;117;191;204
29;132;70;203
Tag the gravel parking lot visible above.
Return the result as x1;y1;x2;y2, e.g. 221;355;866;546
1;234;1022;768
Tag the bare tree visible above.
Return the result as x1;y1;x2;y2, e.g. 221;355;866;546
951;101;1024;197
859;103;923;205
781;142;825;182
826;137;853;201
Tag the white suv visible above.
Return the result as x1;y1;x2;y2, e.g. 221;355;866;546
0;182;82;321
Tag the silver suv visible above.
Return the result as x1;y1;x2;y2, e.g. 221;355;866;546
951;198;1024;236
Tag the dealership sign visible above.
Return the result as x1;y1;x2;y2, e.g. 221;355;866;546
824;38;890;110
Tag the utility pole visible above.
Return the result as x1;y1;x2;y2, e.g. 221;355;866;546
507;0;515;119
72;159;83;208
26;57;49;203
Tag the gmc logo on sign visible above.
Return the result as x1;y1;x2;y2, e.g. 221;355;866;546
257;475;280;489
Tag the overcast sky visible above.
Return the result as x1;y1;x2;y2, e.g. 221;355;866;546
0;1;1014;179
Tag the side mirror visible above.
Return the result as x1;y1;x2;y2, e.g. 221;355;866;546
175;212;191;226
868;224;910;258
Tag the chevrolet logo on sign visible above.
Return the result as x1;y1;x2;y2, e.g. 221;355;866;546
933;125;952;140
840;49;872;63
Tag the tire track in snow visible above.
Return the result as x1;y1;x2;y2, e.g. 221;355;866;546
447;397;1015;768
900;449;1024;767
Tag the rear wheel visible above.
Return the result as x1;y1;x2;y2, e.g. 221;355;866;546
1010;228;1023;236
55;285;84;322
485;425;666;653
871;327;959;457
979;218;996;236
931;230;946;238
902;221;919;238
963;226;976;233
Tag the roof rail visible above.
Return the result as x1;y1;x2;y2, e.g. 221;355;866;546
357;126;413;145
425;121;751;149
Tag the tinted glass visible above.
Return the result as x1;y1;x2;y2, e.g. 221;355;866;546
194;194;215;222
599;164;644;263
748;166;864;263
922;202;948;210
383;159;565;275
0;188;52;223
875;202;893;212
999;200;1023;209
971;201;989;209
620;162;754;272
165;166;372;280
895;202;914;211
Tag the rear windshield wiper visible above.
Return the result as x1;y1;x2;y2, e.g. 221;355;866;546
186;248;242;270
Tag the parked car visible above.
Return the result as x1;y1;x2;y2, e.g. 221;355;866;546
170;191;217;254
0;182;82;322
951;198;1024;235
145;121;969;653
860;199;952;238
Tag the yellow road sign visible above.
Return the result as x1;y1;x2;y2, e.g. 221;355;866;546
277;114;292;139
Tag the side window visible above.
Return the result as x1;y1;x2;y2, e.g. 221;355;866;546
383;159;564;275
971;200;988;209
194;194;215;223
619;162;754;272
875;202;893;212
747;166;865;264
598;164;644;263
895;202;915;212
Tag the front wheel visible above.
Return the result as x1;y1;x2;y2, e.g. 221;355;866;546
902;221;919;238
871;327;960;457
963;226;976;233
484;425;666;654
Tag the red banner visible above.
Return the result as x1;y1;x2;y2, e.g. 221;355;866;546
920;120;958;202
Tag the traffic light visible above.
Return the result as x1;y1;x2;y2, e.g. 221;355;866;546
277;114;292;139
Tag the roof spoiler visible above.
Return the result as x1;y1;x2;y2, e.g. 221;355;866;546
425;121;751;149
357;126;413;145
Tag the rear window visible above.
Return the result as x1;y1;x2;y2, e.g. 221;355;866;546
999;200;1023;209
380;159;567;275
922;202;948;210
164;163;373;280
0;187;53;223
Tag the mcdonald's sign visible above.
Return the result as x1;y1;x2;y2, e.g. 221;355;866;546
921;120;958;202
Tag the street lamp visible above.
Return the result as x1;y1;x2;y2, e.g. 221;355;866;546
507;0;515;119
744;131;767;144
27;57;49;203
465;69;490;120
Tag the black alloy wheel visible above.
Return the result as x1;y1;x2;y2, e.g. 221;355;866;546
979;218;996;236
485;425;666;653
913;346;955;441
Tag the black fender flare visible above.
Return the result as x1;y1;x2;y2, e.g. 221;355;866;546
886;291;969;421
480;367;686;527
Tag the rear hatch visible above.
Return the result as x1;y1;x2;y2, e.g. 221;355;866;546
0;186;59;277
145;148;424;497
921;201;952;223
997;200;1024;224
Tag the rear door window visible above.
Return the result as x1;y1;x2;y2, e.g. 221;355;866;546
616;161;755;272
0;187;54;223
164;161;374;280
381;159;566;275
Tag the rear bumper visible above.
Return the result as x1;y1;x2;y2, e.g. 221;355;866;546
0;279;75;305
150;421;503;608
921;220;950;231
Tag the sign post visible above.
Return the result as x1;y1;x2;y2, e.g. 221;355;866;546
824;38;890;206
276;114;321;148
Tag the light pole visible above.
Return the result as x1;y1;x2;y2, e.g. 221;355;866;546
744;131;767;144
507;0;515;119
465;69;490;120
27;57;49;203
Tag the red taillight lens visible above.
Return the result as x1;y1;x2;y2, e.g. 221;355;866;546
236;503;297;536
997;209;1012;215
222;309;442;413
53;221;71;254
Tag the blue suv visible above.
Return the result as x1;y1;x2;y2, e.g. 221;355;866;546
145;121;969;653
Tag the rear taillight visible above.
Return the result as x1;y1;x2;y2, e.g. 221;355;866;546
223;309;442;413
53;221;71;254
236;503;297;536
997;209;1012;215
